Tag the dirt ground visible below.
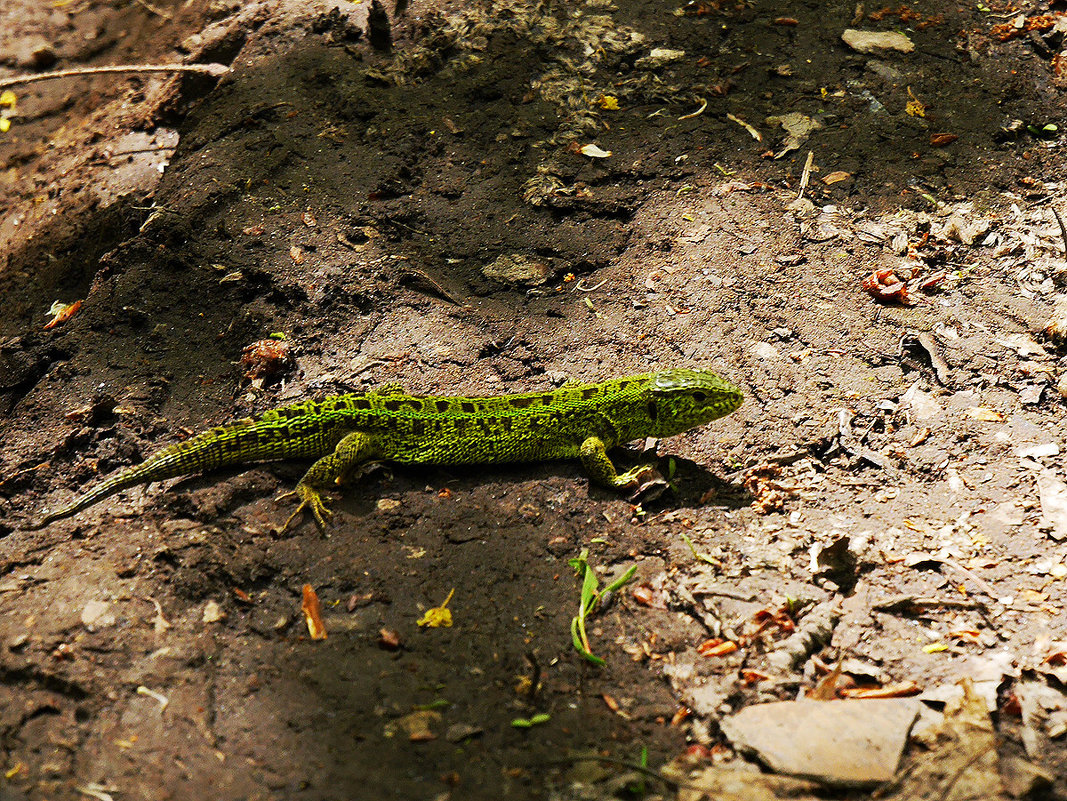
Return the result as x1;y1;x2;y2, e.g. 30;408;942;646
2;0;1067;798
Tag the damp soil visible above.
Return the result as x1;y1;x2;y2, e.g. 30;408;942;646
2;0;1067;799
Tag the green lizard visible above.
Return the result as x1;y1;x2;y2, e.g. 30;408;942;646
28;369;743;530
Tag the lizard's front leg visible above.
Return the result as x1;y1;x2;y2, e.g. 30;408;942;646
579;436;667;501
277;431;376;530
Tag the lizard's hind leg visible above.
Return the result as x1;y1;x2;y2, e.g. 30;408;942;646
277;431;377;530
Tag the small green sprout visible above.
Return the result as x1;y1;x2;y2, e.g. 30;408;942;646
568;549;637;666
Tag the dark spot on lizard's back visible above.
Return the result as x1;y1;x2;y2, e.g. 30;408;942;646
461;401;476;413
409;419;425;436
436;400;451;413
401;399;422;411
499;417;512;431
581;388;598;400
383;400;402;412
540;394;555;405
454;418;468;434
509;397;534;409
351;397;372;410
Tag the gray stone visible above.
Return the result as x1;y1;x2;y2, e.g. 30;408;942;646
720;698;919;786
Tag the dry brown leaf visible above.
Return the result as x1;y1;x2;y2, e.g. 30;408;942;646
822;170;852;184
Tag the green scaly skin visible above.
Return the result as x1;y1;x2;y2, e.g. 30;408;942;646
28;369;743;530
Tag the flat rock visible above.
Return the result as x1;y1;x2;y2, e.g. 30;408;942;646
720;698;919;786
842;29;915;54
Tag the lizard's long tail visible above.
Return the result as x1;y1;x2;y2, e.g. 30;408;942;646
27;415;332;529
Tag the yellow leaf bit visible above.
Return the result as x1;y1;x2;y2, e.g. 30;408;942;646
906;87;926;118
418;588;455;628
0;90;16;133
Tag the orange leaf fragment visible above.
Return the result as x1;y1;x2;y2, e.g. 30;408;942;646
239;338;293;382
930;133;958;147
301;584;328;640
43;300;83;330
670;706;691;726
862;268;916;306
840;681;921;699
697;638;739;657
379;628;401;650
740;669;771;685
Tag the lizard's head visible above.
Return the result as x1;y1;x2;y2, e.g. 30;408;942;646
644;369;744;437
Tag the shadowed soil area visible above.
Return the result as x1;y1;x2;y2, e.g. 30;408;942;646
2;0;1067;798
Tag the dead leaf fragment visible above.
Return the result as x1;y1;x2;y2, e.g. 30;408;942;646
880;679;999;801
1037;471;1067;541
862;268;916;305
822;170;851;185
301;584;327;640
578;143;612;158
765;112;822;158
378;628;401;650
43;300;83;330
202;600;225;623
697;639;739;657
1043;296;1067;345
239;338;294;383
930;133;958;147
390;710;440;742
964;407;1004;422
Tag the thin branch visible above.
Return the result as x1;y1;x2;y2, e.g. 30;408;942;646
0;63;228;92
132;0;174;18
1052;206;1067;258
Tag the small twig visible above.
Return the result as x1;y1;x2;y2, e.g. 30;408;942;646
0;63;228;92
1052;206;1067;258
798;150;814;198
872;594;988;613
678;96;708;121
524;651;541;701
939;556;998;599
937;743;998;801
132;0;173;19
573;278;607;292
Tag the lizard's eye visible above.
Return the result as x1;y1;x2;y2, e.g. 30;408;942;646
692;391;707;403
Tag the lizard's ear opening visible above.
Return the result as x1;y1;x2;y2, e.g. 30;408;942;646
692;391;707;403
